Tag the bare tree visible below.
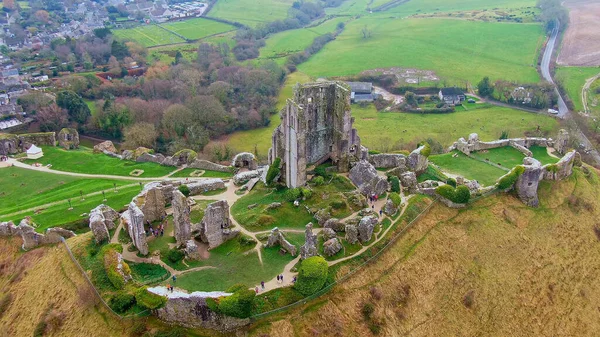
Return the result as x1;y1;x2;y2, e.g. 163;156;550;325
361;25;372;39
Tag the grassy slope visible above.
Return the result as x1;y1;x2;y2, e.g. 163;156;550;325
250;167;600;336
352;104;559;151
113;25;185;47
0;166;134;217
160;18;236;40
214;71;312;157
22;146;176;177
377;0;536;15
325;0;370;15
208;0;294;27
555;66;600;112
259;17;346;63
298;18;543;84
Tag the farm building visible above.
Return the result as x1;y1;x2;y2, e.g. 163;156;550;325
347;82;375;103
439;87;466;105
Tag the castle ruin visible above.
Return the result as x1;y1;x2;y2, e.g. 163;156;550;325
269;81;362;188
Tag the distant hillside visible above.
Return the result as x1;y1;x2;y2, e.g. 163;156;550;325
249;167;600;336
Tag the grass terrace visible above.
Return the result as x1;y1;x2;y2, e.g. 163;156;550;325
23;146;177;177
470;146;525;169
429;151;507;186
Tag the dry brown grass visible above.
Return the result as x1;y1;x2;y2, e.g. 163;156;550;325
250;167;600;336
558;0;600;66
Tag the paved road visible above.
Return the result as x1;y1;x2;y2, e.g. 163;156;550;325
540;22;569;118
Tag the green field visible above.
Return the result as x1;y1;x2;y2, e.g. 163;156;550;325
529;145;559;165
208;0;294;27
555;67;600;112
351;104;559;152
0;185;140;231
298;18;543;84
325;0;370;15
215;71;312;159
429;151;507;186
373;0;536;15
0;166;135;217
259;17;346;63
170;168;233;178
471;146;525;169
113;25;185;47
23;146;176;177
160;18;236;40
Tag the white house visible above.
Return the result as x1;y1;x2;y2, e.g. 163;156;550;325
26;144;43;159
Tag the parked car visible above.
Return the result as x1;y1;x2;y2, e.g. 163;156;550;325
548;109;559;114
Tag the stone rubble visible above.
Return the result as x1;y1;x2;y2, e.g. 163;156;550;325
172;190;192;247
199;200;239;249
323;237;343;256
266;227;297;256
349;160;389;196
345;225;358;244
300;223;318;259
358;216;378;244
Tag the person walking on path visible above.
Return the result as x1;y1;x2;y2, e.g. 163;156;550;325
280;274;284;283
172;275;177;283
276;275;280;283
379;209;383;216
255;286;259;294
261;281;265;290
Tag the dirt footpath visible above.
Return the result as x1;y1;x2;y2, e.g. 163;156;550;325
558;0;600;66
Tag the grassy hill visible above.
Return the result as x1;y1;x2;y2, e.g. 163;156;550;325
248;167;600;336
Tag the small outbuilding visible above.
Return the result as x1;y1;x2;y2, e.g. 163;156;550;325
439;87;466;105
26;144;43;159
347;82;375;103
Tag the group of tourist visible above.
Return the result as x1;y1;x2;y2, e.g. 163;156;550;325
147;213;168;237
0;155;8;161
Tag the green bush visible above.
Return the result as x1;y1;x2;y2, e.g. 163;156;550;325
435;185;471;204
284;188;302;201
419;142;432;157
178;184;190;197
294;256;329;296
330;200;346;209
217;287;256;318
135;287;167;310
301;188;313;199
266;157;281;185
389;176;400;193
496;165;525;190
166;249;185;263
545;164;558;173
314;165;331;179
103;248;128;290
388;192;402;207
312;176;325;186
109;291;136;313
362;302;374;319
446;178;457;187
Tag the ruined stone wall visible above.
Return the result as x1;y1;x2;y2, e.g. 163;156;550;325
542;150;578;181
368;153;407;169
452;133;555;156
0;132;56;155
0;220;75;250
271;81;361;188
188;159;232;172
57;128;79;150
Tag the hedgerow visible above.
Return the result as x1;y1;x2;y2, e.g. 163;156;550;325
435;185;471;204
496;165;525;190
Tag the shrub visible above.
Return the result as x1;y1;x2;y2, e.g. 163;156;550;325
166;249;185;263
284;187;302;201
496;165;525;190
312;176;325;186
362;302;374;319
314;165;331;179
178;184;190;197
135;287;167;310
294;256;328;296
389;192;402;207
103;248;127;290
435;185;471;204
418;142;431;157
0;294;12;318
446;178;457;187
216;286;255;318
389;176;400;193
109;291;136;313
301;188;313;199
266;157;281;185
330;200;346;209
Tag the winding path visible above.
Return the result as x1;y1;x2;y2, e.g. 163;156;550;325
582;72;600;114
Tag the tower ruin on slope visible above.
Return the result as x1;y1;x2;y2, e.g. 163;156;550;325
269;81;362;188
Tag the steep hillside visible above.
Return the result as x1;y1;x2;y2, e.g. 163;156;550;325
249;167;600;336
0;238;127;336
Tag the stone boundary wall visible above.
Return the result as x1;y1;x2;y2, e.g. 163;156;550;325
0;220;75;250
451;133;554;156
0;132;56;155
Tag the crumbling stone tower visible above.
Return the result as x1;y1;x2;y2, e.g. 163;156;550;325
269;81;361;188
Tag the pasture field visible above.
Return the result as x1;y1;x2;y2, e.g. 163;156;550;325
148;31;237;63
259;17;346;62
471;146;525;169
351;104;559;152
298;18;543;84
213;71;312;158
0;166;135;217
208;0;295;27
429;151;506;186
160;18;236;40
113;25;185;47
558;0;600;66
374;0;536;15
22;146;176;177
555;66;600;112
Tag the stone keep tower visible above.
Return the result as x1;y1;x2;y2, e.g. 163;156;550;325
269;81;361;188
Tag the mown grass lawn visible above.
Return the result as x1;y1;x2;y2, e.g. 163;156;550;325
113;25;185;47
208;0;294;27
352;104;559;152
529;145;559;165
23;146;176;177
170;168;233;178
170;238;295;291
376;0;536;15
160;18;236;40
298;18;543;84
0;185;140;231
555;66;600;112
429;151;506;186
471;146;525;169
0;166;135;217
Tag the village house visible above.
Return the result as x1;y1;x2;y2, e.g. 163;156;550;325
347;82;375;103
439;87;466;105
